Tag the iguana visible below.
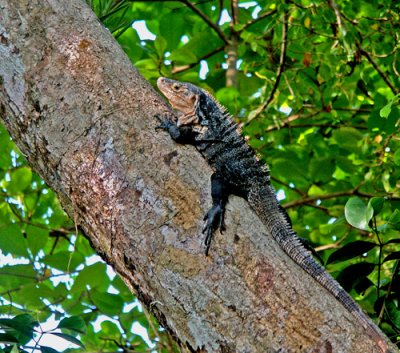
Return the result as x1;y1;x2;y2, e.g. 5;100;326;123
156;76;392;353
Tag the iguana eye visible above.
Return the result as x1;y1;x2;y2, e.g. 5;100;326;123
172;83;180;91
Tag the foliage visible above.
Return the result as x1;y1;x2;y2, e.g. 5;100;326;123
0;314;85;352
1;0;400;351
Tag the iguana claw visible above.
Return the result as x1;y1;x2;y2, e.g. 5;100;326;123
155;114;175;131
202;203;226;256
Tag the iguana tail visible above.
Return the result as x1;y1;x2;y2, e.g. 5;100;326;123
248;185;391;353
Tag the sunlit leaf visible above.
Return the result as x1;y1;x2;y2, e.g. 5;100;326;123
91;291;124;316
50;332;85;348
7;167;32;194
57;316;86;334
344;197;373;230
0;224;29;257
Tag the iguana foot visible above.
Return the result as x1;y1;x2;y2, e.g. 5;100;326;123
203;204;226;256
155;114;197;143
298;237;323;263
155;114;176;130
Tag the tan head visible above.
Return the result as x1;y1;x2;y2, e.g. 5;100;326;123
157;77;200;126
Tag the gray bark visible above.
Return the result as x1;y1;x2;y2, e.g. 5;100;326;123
0;1;394;352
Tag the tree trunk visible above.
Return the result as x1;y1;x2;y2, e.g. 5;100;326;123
0;1;394;352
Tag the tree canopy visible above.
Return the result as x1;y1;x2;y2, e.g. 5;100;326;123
0;0;399;352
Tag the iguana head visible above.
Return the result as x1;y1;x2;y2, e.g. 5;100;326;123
157;77;206;126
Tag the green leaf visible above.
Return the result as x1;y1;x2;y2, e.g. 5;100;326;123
353;277;374;294
327;241;377;264
154;35;167;57
389;209;400;226
383;251;400;263
0;224;29;257
10;344;19;353
0;314;38;344
368;197;385;216
0;265;36;291
0;132;13;169
159;14;184;50
331;127;363;152
335;156;357;174
309;157;335;183
386;299;400;327
49;332;85;348
168;48;198;64
26;225;48;258
7;167;32;194
0;333;19;344
111;276;134;300
394;149;400;166
117;27;142;63
43;251;84;272
90;291;124;316
379;94;399;119
57;316;86;334
336;262;375;292
71;262;109;293
380;103;392;118
17;283;47;308
272;158;308;186
40;346;60;353
344;197;373;230
100;320;121;336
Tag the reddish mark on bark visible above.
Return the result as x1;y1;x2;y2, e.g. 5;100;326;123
254;259;274;297
78;39;91;50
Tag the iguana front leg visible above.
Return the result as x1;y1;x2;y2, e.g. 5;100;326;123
155;114;199;144
203;173;228;255
156;115;228;255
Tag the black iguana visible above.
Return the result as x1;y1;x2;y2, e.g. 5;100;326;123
156;76;392;353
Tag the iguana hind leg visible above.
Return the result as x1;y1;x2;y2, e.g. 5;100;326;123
203;173;228;255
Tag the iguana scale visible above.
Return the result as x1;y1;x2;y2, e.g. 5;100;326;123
156;76;392;353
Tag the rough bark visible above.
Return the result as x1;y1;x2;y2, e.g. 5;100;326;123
0;1;395;352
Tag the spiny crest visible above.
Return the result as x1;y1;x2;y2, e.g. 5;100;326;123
201;90;270;176
200;87;231;120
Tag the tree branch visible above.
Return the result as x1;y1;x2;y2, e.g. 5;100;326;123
179;0;229;44
270;175;306;197
263;111;321;132
171;45;224;74
280;123;368;130
226;0;239;88
246;10;289;123
328;0;345;37
230;0;239;25
121;0;229;44
216;0;224;25
283;188;400;209
356;43;398;95
240;9;277;32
